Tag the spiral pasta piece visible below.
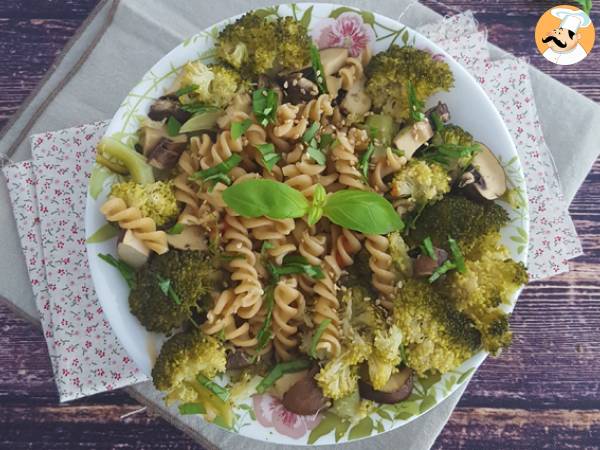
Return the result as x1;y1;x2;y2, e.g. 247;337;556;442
365;234;397;304
273;103;309;140
100;197;168;254
331;225;363;269
371;148;408;193
312;255;342;359
332;132;368;190
299;94;334;122
272;277;305;361
202;289;258;348
297;230;327;295
199;129;244;170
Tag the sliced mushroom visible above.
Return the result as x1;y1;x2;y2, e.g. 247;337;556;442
393;120;434;159
117;230;149;269
166;225;207;251
281;72;319;104
139;125;168;156
459;143;507;200
272;370;309;399
358;367;414;404
319;48;349;76
340;78;371;117
283;371;328;415
226;350;252;370
148;95;191;124
413;248;449;277
325;75;342;99
147;136;187;170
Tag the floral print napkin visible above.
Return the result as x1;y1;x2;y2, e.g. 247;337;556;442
0;12;582;402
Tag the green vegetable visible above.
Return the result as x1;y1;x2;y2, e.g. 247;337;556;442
448;236;465;273
222;179;309;219
97;137;155;185
310;319;332;358
174;84;199;97
420;237;436;260
254;286;275;354
430;111;445;132
365;114;397;146
178;62;247;108
98;253;136;288
178;402;206;415
420;143;480;168
110;181;179;227
181;104;222;114
256;143;280;172
407;79;426;122
428;260;456;283
268;254;324;281
365;46;454;122
319;133;334;150
86;223;119;244
307;184;326;226
358;143;375;180
179;109;224;133
310;43;328;94
252;88;278;127
167;223;184;235
157;275;182;305
303;122;320;143
231;119;252;140
167;116;182;136
256;359;312;393
391;160;451;211
189;154;241;184
306;144;326;165
196;373;230;402
323;190;404;235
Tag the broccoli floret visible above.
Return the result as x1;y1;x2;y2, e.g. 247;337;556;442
407;195;510;254
97;137;155;184
315;342;371;400
110;181;178;227
129;250;217;333
393;278;481;376
367;324;403;390
432;124;474;147
152;329;226;391
365;46;454;122
388;232;413;278
178;62;246;108
390;160;451;213
216;12;311;79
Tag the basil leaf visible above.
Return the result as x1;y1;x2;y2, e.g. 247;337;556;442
303;122;320;143
252;88;278;127
428;260;456;283
256;143;280;172
98;254;136;288
174;84;199;97
310;43;328;94
179;402;206;415
231;119;253;140
307;184;326;225
86;223;119;243
167;116;182;136
256;359;312;393
310;318;332;358
189;154;241;182
322;190;404;235
358;143;375;180
448;236;466;273
222;179;309;219
157;274;182;305
167;223;184;235
196;373;230;402
407;80;425;123
420;237;436;260
307;145;326;165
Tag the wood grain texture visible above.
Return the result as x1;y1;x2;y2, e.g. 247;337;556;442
0;1;599;449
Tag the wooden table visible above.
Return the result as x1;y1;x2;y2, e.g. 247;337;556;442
1;1;599;448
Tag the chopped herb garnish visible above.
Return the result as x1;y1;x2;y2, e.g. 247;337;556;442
268;254;324;282
189;154;242;183
256;143;280;172
254;286;275;355
157;274;182;305
319;133;334;150
310;43;328;94
407;80;425;123
167;116;182;136
231;119;253;140
196;374;230;402
178;402;206;415
358;143;375;180
167;223;184;235
420;143;481;168
310;318;331;358
307;144;326;165
261;241;274;255
174;84;199;97
252;88;278;127
420;237;436;260
303;122;320;143
430;111;445;132
180;103;221;114
428;260;456;283
98;254;136;288
448;236;466;273
256;359;312;393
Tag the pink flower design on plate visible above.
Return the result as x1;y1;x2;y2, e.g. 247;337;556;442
253;394;322;439
312;12;374;57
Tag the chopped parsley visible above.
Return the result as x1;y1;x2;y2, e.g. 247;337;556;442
358;143;375;180
167;223;184;235
156;275;182;305
231;119;253;140
252;88;278;127
302;122;320;143
420;237;436;260
189;154;242;185
256;143;280;172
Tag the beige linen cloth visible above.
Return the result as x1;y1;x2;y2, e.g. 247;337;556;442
1;1;599;449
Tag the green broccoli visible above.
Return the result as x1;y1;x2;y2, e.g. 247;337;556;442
367;324;403;390
432;124;474;147
388;232;413;278
178;62;246;108
216;12;311;78
393;278;481;376
129;249;218;333
365;46;454;122
407;194;510;254
97;137;155;184
390;160;451;213
425;124;476;176
110;180;178;227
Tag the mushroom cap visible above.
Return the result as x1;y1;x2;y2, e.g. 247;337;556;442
460;142;507;200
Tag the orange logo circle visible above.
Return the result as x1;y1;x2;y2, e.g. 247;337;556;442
534;4;595;65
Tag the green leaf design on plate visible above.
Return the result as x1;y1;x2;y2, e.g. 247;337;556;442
307;412;340;444
348;416;373;440
401;29;410;45
334;418;351;442
392;399;420;420
329;7;374;26
376;407;393;421
375;420;385;433
254;6;280;19
419;393;438;414
212;415;232;430
300;5;313;28
456;367;476;385
86;223;119;243
418;372;442;394
444;375;458;393
510;235;527;244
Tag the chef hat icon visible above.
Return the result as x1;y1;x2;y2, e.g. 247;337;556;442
551;7;592;33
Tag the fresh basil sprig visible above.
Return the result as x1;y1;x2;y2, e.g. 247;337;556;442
307;184;326;226
253;88;278;127
221;179;404;235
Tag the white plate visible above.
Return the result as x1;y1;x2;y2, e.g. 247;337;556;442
85;3;529;445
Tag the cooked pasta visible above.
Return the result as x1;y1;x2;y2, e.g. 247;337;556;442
365;234;397;306
332;132;368;190
272;277;305;361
